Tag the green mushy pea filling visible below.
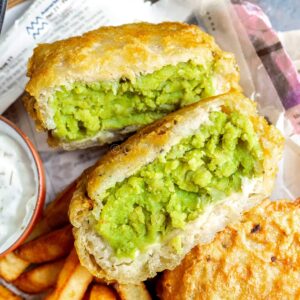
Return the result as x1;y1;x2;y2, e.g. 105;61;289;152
52;61;215;141
93;111;264;258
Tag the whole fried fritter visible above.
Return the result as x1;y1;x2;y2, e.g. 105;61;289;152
159;199;300;300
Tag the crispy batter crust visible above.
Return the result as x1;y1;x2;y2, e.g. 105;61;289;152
23;22;240;150
69;92;284;283
25;22;236;98
159;199;300;300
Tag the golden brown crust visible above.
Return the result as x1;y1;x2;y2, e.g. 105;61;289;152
159;199;300;300
25;22;233;98
23;22;240;149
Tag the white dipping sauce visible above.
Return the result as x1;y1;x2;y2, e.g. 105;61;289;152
0;134;38;253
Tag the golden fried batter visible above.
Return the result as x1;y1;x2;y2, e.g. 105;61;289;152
159;199;300;300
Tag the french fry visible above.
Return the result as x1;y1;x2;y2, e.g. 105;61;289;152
0;182;76;281
45;248;93;300
28;182;77;241
114;283;151;300
13;259;65;294
0;285;22;299
16;225;74;263
89;284;118;300
0;253;30;282
0;284;23;300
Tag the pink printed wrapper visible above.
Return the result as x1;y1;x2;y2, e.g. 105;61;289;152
233;0;300;133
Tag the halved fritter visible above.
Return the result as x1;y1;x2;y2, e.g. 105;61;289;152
69;92;283;283
24;22;240;150
159;199;300;300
